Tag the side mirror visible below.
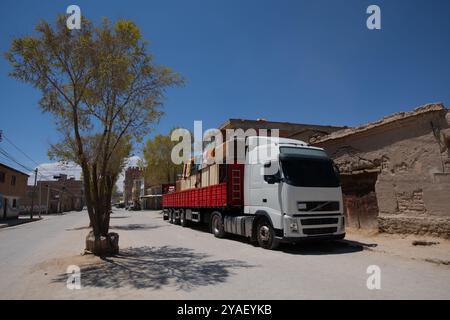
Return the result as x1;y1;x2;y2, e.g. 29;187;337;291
264;174;281;184
263;161;281;184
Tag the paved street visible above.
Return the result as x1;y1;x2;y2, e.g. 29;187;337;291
1;209;450;299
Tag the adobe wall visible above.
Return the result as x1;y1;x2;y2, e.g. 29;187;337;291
314;106;450;238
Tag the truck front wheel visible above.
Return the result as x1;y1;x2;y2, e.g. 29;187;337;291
256;218;279;250
211;212;225;238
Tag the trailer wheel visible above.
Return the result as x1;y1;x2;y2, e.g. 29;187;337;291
180;210;189;227
256;218;279;250
169;209;175;224
211;212;225;238
174;210;181;225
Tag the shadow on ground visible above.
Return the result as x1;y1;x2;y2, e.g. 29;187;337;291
66;226;91;231
66;224;164;231
280;239;377;255
177;223;376;255
0;217;42;229
110;224;165;231
53;246;253;290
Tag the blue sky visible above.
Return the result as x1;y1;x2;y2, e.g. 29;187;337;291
0;0;450;171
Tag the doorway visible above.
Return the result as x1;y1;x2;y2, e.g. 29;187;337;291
3;198;7;219
340;172;379;229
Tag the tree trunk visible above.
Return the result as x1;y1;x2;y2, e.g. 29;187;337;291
85;230;119;256
82;165;119;256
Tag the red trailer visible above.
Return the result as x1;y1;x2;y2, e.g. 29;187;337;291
162;163;244;209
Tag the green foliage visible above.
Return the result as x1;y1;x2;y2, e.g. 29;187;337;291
5;15;183;240
143;130;183;186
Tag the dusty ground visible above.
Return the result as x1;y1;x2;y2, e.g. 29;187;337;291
1;209;450;299
346;227;450;266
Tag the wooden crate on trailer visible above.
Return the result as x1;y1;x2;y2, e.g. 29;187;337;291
201;167;210;188
180;178;190;191
209;164;220;186
187;173;201;189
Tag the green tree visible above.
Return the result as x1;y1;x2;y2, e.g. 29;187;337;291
6;16;183;255
143;131;183;186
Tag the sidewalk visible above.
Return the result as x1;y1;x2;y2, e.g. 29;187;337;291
0;216;43;229
345;228;450;267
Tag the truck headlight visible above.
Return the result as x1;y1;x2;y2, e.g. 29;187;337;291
290;222;299;232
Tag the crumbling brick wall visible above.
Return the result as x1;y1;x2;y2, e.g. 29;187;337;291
313;104;450;238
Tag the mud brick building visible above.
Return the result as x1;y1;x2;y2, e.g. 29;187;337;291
123;166;144;206
22;174;84;214
219;118;345;141
0;163;29;219
312;103;450;238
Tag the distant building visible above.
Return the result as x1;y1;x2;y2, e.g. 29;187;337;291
123;166;144;206
22;174;84;214
141;184;175;210
0;163;29;219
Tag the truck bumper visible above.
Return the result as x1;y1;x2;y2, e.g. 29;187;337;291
278;233;346;243
281;214;346;241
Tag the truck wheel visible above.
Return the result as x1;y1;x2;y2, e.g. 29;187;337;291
163;210;169;221
174;210;181;225
169;209;174;224
180;210;189;227
211;212;225;238
256;218;279;250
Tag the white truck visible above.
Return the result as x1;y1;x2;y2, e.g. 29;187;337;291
163;136;345;249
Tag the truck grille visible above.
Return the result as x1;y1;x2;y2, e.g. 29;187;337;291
301;218;338;226
297;201;339;212
303;227;337;235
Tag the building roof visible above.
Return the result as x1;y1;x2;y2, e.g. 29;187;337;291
312;103;448;144
0;162;30;177
219;118;347;138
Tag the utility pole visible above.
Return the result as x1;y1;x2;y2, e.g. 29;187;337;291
30;168;38;219
46;184;50;214
38;182;42;219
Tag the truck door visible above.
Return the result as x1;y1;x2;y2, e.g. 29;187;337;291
245;145;283;230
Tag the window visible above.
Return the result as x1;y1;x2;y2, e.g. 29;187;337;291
11;175;16;186
280;157;340;188
0;171;5;183
12;199;17;208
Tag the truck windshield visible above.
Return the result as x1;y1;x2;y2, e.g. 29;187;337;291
280;155;340;188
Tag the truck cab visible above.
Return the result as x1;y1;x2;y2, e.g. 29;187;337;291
244;136;345;248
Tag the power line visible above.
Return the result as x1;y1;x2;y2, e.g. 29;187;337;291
0;147;51;185
2;133;41;167
0;132;55;176
0;147;34;173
